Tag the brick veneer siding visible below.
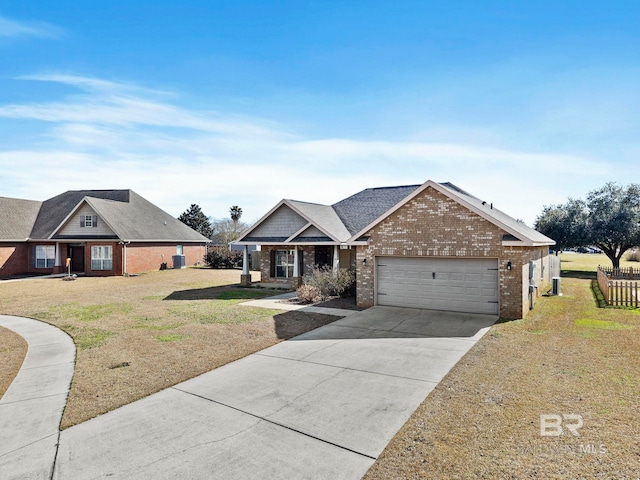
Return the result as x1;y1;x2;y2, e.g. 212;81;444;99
0;244;30;277
260;245;357;288
355;186;550;319
125;243;206;274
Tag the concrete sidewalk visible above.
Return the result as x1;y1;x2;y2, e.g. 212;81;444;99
240;291;361;317
0;315;75;480
52;306;495;479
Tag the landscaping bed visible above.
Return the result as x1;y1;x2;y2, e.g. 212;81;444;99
365;275;640;478
0;269;341;428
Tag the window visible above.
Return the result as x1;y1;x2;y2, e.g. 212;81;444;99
274;250;294;278
176;245;183;255
91;246;113;270
35;245;55;268
80;215;98;228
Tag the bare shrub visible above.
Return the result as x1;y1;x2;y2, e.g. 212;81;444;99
296;284;323;303
302;266;355;299
625;249;640;262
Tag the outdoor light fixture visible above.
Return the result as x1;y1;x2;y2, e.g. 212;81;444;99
362;258;367;265
507;261;512;271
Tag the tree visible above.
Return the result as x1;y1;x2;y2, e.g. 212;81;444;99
230;206;243;229
535;183;640;267
178;204;213;238
210;217;249;246
535;199;589;254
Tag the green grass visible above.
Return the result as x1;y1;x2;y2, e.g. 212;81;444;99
39;303;134;322
559;252;640;272
155;334;188;342
62;325;114;349
574;318;632;330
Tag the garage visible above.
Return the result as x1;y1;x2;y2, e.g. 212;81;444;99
376;256;499;315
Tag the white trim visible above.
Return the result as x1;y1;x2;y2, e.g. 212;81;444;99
346;180;555;247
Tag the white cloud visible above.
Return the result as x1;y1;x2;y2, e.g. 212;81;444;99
0;16;64;40
0;74;610;226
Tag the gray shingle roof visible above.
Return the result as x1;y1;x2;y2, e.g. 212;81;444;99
0;197;43;240
31;190;131;240
83;192;209;242
437;183;554;245
236;180;554;246
2;189;209;243
332;185;421;235
288;200;352;242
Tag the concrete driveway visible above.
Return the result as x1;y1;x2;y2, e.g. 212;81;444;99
53;306;496;480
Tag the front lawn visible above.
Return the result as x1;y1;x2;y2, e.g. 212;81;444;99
366;276;640;477
0;269;340;428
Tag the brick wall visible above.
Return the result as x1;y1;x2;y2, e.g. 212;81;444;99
0;244;29;277
355;186;548;319
125;243;206;274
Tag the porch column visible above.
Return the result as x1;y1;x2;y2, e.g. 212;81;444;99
55;242;62;267
240;245;252;286
333;245;340;277
293;247;299;277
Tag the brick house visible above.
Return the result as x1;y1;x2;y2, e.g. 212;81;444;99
234;180;555;319
0;190;209;278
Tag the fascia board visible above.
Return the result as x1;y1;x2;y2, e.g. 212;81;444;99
286;222;313;243
83;198;124;239
346;180;434;243
284;201;340;242
234;200;288;243
46;197;90;240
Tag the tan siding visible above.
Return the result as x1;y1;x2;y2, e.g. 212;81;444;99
58;204;116;237
251;205;307;238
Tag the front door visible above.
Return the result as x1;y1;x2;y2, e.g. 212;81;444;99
69;246;85;273
314;246;333;269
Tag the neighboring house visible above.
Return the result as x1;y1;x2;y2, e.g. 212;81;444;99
234;180;555;319
0;190;210;278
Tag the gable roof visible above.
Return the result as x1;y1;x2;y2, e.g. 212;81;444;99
348;180;554;246
332;185;421;235
1;190;209;243
0;197;43;241
235;180;554;247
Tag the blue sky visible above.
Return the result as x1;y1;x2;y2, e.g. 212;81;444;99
1;1;639;225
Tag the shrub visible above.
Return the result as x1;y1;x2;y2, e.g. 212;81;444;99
204;247;243;269
298;266;355;301
296;284;324;303
625;249;640;262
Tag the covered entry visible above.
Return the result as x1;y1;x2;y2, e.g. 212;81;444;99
376;256;499;315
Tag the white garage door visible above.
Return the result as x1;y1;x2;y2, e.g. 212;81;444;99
376;257;499;315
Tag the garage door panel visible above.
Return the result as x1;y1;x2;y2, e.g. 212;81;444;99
376;257;498;315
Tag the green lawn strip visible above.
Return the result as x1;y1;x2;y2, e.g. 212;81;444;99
155;334;188;343
61;324;114;350
38;302;134;322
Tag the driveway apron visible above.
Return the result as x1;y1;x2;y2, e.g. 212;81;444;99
53;306;495;479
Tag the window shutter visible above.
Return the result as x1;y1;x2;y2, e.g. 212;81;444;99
93;216;98;228
80;217;85;227
31;245;36;268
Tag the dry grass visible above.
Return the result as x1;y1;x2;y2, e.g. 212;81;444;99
365;277;640;478
559;252;639;273
0;325;27;399
0;269;340;428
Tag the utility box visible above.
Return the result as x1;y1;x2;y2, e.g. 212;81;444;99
552;277;562;296
172;254;186;269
